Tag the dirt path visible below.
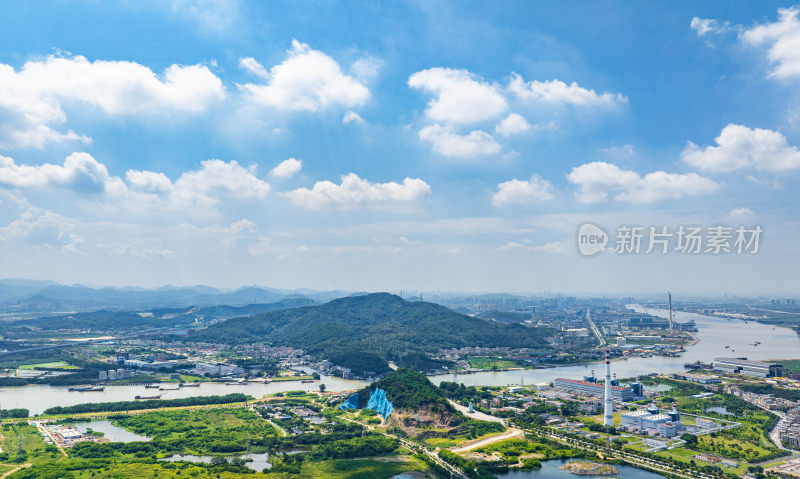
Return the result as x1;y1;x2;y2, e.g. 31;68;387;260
450;427;523;453
0;463;31;479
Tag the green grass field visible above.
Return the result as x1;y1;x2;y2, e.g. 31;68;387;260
297;455;430;479
18;361;77;370
67;456;432;479
72;463;268;478
0;422;61;466
467;356;523;370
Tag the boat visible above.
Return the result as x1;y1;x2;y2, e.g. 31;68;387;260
159;386;180;391
68;386;105;392
145;384;160;389
135;394;161;400
301;379;314;383
180;382;200;387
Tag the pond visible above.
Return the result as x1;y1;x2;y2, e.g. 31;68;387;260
495;459;667;478
75;420;150;443
160;452;271;472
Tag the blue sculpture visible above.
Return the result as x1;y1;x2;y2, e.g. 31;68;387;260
338;392;359;410
366;387;393;419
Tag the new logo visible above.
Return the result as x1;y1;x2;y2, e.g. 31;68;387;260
577;223;608;256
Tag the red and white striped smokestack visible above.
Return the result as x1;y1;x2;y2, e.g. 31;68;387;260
603;349;613;427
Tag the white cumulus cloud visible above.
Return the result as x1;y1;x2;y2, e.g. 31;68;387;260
742;7;800;79
492;175;555;206
0;153;270;214
408;67;507;124
690;17;731;37
282;173;430;209
269;158;302;179
682;124;800;172
239;40;370;112
342;110;365;125
239;56;268;79
0;54;225;148
418;125;500;158
507;73;627;107
729;207;755;218
495;113;532;137
0;152;122;194
567;161;718;203
170;159;270;201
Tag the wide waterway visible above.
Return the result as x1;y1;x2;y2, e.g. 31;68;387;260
0;374;368;415
429;306;800;387
3;307;800;414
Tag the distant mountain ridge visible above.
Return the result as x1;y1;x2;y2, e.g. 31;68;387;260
16;298;317;331
0;279;347;310
187;293;553;374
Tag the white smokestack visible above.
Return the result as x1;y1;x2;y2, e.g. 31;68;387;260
604;349;613;427
668;291;674;332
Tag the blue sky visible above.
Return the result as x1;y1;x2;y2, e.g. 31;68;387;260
0;1;798;295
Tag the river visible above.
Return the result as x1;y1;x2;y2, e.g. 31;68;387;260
429;306;800;387
3;307;799;414
0;374;367;415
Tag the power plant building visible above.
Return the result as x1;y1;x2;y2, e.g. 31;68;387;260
620;409;650;429
553;378;633;401
620;402;682;438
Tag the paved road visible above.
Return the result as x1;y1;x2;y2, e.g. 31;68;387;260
340;415;468;479
448;400;505;424
450;428;523;453
252;408;287;437
530;426;716;479
586;309;606;347
33;421;66;457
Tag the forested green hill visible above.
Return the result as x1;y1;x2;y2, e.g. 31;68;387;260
188;293;552;374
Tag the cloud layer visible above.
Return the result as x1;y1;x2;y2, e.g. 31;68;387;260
408;67;626;158
492;175;554;206
682;124;800;172
282;173;430;209
0;54;225;148
239;40;370;112
567;162;718;203
742;7;800;79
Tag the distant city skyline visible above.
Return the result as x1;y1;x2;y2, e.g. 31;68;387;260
0;2;798;294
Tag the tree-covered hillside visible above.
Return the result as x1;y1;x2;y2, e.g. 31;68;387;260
187;293;552;374
357;368;451;410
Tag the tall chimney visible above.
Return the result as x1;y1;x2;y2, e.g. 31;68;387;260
604;349;613;427
668;291;674;332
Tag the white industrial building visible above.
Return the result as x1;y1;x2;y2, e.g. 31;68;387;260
713;358;783;378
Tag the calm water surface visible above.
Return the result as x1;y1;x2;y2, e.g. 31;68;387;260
75;420;150;442
431;306;800;387
496;459;666;478
0;375;367;415
161;452;271;471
